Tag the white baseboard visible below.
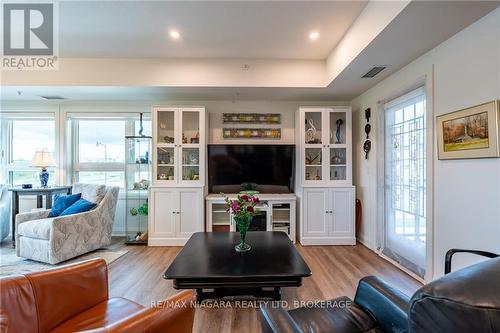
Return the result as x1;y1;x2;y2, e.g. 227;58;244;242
299;237;356;246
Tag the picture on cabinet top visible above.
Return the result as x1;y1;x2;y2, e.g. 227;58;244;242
437;100;500;159
223;113;281;124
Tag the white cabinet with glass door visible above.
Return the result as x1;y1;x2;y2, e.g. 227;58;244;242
298;106;355;245
299;107;352;186
152;106;205;187
150;106;205;246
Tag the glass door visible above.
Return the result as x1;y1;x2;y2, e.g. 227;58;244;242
180;110;202;185
328;111;348;183
303;110;324;183
156;109;177;183
382;87;427;278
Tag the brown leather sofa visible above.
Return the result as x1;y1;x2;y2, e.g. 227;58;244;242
0;258;196;333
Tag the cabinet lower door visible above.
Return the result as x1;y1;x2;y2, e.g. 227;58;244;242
303;189;329;237
178;189;203;238
151;189;177;238
329;188;354;237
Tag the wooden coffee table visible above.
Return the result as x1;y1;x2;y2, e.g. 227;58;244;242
163;232;311;302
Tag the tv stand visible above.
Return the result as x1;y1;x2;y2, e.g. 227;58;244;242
206;193;296;243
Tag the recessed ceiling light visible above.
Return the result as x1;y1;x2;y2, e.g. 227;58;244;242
309;31;319;41
169;29;180;40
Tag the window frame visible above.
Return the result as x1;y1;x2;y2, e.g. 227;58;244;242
69;114;151;188
0;111;59;186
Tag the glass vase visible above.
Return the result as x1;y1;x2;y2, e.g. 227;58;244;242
234;215;252;253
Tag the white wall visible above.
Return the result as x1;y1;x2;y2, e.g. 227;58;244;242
351;8;500;279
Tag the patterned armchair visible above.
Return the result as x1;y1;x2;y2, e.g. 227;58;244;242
15;184;120;264
0;185;11;242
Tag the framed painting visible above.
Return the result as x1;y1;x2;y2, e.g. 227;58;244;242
437;100;500;159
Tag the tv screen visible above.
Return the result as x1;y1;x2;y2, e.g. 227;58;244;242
208;145;295;193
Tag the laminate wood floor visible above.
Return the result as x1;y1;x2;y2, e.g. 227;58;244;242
107;237;421;333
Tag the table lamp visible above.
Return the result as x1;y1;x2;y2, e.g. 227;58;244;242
31;150;55;187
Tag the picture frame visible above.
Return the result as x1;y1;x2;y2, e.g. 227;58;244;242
222;128;281;139
436;100;500;159
222;113;281;124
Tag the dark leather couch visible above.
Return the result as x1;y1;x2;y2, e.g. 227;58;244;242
260;249;500;333
0;258;196;333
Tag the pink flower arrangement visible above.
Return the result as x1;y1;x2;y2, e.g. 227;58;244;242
225;194;260;219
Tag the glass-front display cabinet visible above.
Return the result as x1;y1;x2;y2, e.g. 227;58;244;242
125;126;152;244
300;107;352;186
153;107;205;186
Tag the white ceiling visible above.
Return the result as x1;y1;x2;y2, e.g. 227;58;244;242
59;1;367;59
2;1;499;101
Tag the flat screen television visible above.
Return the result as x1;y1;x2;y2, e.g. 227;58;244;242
208;144;295;194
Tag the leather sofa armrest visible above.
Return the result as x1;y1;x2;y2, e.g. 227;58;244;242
259;306;303;333
354;276;410;333
444;248;499;274
98;290;196;333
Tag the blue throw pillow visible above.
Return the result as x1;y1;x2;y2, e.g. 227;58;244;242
60;198;97;216
48;193;82;217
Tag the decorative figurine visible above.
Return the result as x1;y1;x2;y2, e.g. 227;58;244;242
190;130;200;143
163;136;174;143
130;207;138;216
305;119;317;144
335;118;344;144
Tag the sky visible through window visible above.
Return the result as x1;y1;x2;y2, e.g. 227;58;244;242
12;120;54;163
78;120;125;163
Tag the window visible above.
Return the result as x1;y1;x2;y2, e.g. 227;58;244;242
71;115;150;188
78;120;125;163
1;116;57;186
382;86;427;278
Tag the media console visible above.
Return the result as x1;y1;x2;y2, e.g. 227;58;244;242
206;193;297;243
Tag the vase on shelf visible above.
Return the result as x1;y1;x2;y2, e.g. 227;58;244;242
234;215;252;253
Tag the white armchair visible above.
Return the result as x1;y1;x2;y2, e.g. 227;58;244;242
0;185;11;242
15;184;120;264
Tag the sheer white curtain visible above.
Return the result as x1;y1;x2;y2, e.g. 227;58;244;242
381;86;427;278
